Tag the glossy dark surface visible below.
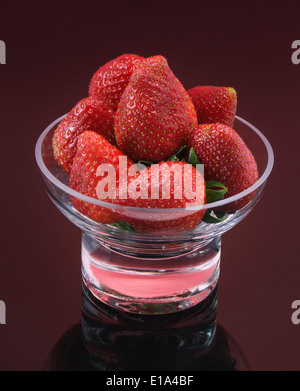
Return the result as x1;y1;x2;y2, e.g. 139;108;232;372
0;0;300;371
44;284;250;371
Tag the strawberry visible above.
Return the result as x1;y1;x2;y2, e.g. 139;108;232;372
89;54;145;112
111;161;206;234
188;86;237;127
114;55;198;163
52;97;116;173
188;124;258;211
69;131;134;224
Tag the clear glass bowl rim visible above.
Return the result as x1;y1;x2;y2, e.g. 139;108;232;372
35;114;274;213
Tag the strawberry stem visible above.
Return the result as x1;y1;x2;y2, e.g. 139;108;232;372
112;221;136;232
205;181;228;204
168;145;187;162
187;147;201;166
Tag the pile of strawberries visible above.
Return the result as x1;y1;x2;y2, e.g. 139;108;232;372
52;54;258;234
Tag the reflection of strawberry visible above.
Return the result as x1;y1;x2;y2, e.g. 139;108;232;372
188;86;237;127
52;97;115;173
115;55;198;163
113;161;206;234
69;131;134;224
189;124;258;211
89;54;145;111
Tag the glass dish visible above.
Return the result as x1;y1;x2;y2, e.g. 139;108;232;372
35;115;274;314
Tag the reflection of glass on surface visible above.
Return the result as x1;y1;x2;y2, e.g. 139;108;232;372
44;284;250;371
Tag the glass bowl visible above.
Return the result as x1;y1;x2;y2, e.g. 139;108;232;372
35;115;274;314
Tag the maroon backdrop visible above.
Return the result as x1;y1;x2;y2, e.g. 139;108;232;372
0;0;300;371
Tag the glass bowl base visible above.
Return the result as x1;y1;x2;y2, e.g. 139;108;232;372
81;233;221;315
82;274;219;315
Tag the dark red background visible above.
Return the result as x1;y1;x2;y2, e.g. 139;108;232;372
0;0;299;371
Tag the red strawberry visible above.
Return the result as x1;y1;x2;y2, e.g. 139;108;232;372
188;124;258;211
111;161;206;234
69;131;134;224
115;55;198;163
89;54;145;111
52;97;115;173
188;86;237;127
